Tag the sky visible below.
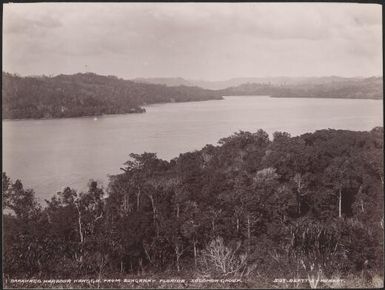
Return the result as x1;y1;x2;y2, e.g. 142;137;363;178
2;2;383;80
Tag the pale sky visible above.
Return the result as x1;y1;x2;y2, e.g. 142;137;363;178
2;2;383;80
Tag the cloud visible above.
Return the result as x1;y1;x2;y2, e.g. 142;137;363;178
4;5;62;35
2;3;382;79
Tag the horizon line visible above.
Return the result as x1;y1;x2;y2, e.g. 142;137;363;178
3;71;383;82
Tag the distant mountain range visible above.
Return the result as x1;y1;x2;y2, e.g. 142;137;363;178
133;76;383;91
134;77;296;90
219;77;383;99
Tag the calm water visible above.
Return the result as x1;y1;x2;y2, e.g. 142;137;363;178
2;96;383;202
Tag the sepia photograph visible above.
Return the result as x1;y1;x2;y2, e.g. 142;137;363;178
2;1;384;289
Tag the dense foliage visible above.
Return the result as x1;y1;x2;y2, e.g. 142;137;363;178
3;128;384;288
2;72;222;119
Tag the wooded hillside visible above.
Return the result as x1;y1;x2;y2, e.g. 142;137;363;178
2;72;222;119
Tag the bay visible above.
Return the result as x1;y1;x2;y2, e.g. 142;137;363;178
2;96;382;202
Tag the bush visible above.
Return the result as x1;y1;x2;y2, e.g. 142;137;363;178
198;237;247;277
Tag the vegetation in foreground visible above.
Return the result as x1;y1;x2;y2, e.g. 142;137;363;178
2;128;384;288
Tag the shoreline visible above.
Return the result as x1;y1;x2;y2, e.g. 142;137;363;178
2;97;224;122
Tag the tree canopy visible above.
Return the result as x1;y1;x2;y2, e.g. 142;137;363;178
3;128;383;288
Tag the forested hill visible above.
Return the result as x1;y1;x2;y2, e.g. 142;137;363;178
220;77;383;99
2;72;223;119
3;127;384;288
